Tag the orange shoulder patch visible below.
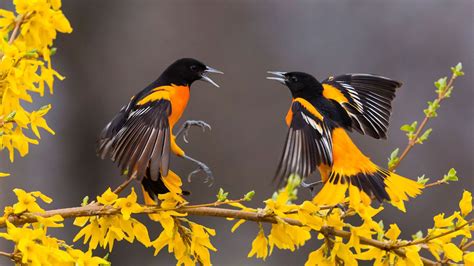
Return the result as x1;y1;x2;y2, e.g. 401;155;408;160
136;86;173;106
293;97;324;120
322;84;348;103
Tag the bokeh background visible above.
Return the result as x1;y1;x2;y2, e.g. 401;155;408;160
1;0;473;265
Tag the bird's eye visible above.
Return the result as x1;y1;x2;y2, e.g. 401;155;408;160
290;76;298;82
190;65;198;71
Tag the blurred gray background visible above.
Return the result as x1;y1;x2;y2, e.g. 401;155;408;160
1;0;473;265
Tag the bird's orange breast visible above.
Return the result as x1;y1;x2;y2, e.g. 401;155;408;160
167;85;190;127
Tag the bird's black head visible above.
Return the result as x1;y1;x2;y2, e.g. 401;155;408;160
159;58;223;87
267;71;323;99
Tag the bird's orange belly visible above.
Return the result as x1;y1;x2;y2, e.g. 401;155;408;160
327;128;378;177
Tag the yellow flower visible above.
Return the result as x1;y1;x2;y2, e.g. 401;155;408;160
248;228;268;260
298;201;323;230
0;172;10;177
354;246;385;263
103;223;125;252
268;222;311;253
12;188;50;214
305;245;332;266
0;9;15;28
443;243;463;262
158;192;186;209
433;213;457;228
29;104;55;138
464;252;474;265
35;214;64;229
404;246;422;265
264;190;297;218
115;187;143;220
7;127;39;161
67;248;109;266
189;222;217;265
73;217;102;250
0;0;72;164
459;190;472;216
131;219;151;247
97;187;117;205
333;242;357;266
385;224;401;241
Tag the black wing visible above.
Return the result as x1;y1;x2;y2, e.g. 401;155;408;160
322;74;402;139
274;101;333;185
97;99;171;181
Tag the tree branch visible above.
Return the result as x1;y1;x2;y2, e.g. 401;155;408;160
390;218;473;249
389;74;457;171
0;251;13;260
8;13;30;45
0;204;441;265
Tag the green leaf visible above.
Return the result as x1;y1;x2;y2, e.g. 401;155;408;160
450;62;464;77
377;220;385;241
423;100;440;118
400;124;412;132
434;77;447;94
26;49;38;57
412;230;423;240
5;111;16;122
216;188;229;202
387;148;399;169
243;190;255;201
417;175;429;185
444;87;453;98
81;196;89;206
50;47;57;56
39;105;50;111
443;168;459;182
99;253;110;266
416;128;432;144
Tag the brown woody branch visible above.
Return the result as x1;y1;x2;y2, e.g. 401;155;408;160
0;204;443;265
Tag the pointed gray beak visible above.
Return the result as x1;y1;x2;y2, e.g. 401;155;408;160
266;71;287;85
200;66;224;87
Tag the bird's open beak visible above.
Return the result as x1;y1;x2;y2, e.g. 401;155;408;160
200;66;224;88
266;71;287;85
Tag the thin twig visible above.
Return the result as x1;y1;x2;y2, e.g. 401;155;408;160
424;179;447;188
0;205;439;265
112;173;137;195
391;218;474;249
8;13;27;45
0;251;13;259
0;251;15;261
461;240;473;251
389;74;457;171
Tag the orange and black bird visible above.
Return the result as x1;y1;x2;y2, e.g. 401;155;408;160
97;58;223;206
267;71;423;211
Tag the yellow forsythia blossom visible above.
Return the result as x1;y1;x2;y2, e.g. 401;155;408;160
73;188;151;252
1;189;107;265
0;0;72;170
459;190;472;216
12;188;52;214
248;228;268;260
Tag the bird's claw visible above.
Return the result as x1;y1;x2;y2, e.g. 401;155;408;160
301;180;322;189
187;162;214;187
301;180;323;197
180;120;212;143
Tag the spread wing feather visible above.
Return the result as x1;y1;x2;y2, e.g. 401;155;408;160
97;99;171;181
322;74;402;139
274;101;333;185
